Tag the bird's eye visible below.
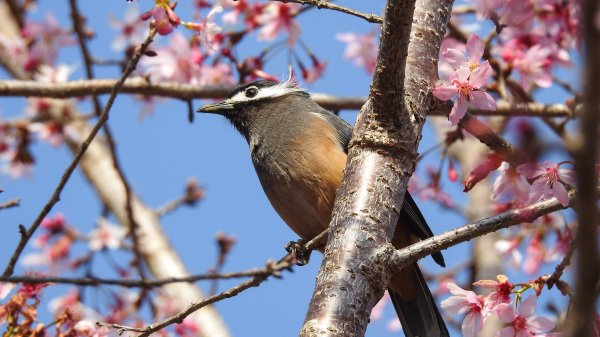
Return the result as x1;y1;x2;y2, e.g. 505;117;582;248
245;87;258;98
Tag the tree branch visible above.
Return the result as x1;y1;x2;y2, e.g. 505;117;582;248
0;79;578;117
387;191;578;273
566;0;600;334
271;0;383;23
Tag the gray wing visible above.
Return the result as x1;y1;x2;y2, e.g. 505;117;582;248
316;106;445;267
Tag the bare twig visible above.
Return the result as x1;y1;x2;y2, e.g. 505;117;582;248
99;229;327;337
546;238;577;290
0;197;20;210
271;0;382;23
387;190;581;273
0;266;290;287
1;29;158;278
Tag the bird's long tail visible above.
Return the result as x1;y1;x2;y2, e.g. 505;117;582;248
388;263;450;337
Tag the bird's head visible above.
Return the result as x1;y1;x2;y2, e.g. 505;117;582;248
198;79;310;142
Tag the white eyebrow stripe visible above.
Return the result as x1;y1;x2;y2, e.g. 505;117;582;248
225;84;305;104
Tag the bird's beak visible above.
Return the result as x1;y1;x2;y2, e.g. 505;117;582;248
197;101;235;115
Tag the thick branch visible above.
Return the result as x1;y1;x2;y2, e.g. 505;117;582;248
299;0;452;336
567;0;600;334
0;79;576;117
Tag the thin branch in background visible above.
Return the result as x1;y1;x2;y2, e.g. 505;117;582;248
99;228;328;337
209;233;237;295
0;263;293;287
69;0;148;283
270;0;382;23
0;197;20;210
154;178;204;218
546;238;577;292
459;113;525;165
1;28;158;278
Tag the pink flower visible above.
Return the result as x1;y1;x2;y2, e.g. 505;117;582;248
21;13;75;70
140;33;203;84
441;283;488;337
175;317;201;337
442;34;485;72
109;4;148;51
386;318;402;332
198;62;235;86
142;4;180;36
336;32;378;74
513;45;553;91
495;295;555;337
182;6;223;53
257;3;300;46
0;282;14;299
434;64;496;125
493;162;530;203
517;161;573;207
74;320;110;337
88;218;127;251
474;275;514;311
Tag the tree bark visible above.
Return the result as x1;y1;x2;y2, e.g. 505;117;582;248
299;0;453;336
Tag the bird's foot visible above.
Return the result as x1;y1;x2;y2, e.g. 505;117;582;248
285;239;312;266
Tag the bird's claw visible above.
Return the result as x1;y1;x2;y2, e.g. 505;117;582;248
285;239;311;266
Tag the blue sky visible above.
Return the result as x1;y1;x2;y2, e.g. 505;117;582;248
0;1;577;336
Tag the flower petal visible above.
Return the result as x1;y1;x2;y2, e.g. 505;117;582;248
495;303;516;323
469;60;493;87
552;182;569;207
527;316;555;332
471;90;496;110
497;326;516;337
434;84;458;100
466;34;484;62
449;99;467;125
462;312;484;337
443;48;466;68
519;295;537;317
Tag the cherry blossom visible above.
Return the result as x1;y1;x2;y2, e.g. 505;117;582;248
442;34;485;73
517;161;573;207
141;2;180;36
74;320;111;337
493;162;530;203
0;282;15;299
474;275;514;311
21;13;75;71
495;295;555;337
434;61;496;125
336;32;378;74
512;45;553;91
257;3;300;46
182;6;223;53
140;33;203;84
88;217;127;251
109;4;148;51
441;283;488;337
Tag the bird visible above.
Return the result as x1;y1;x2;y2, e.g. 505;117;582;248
198;79;449;337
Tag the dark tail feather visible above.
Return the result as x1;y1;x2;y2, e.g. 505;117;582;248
388;263;449;337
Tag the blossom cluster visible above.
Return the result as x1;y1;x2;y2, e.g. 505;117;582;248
441;275;558;337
